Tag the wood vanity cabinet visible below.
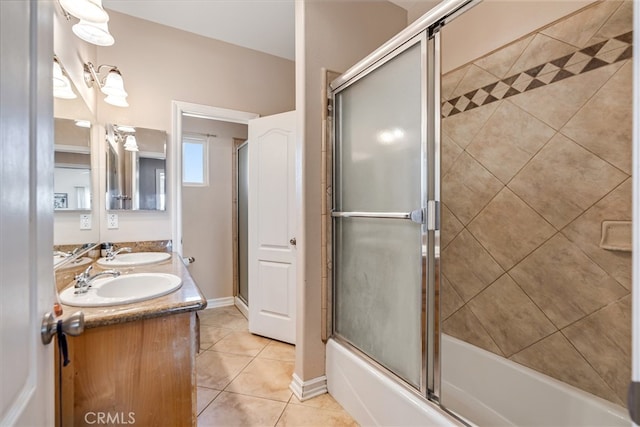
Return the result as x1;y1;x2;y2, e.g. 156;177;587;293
55;311;199;426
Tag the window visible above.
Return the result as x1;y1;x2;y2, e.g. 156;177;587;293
182;136;208;186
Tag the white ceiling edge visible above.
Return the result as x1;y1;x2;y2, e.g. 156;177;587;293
102;0;296;61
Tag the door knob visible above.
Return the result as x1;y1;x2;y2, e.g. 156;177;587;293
289;237;296;246
41;311;84;345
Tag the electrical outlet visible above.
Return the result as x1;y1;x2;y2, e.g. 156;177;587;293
107;213;119;229
80;214;92;230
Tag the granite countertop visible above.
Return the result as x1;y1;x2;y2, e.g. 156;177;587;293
57;253;207;328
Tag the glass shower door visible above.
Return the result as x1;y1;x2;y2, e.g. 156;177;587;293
332;36;430;390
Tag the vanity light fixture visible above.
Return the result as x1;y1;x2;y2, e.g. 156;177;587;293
53;56;77;100
58;0;115;46
84;62;129;107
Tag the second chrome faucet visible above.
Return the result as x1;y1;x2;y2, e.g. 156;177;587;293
74;265;120;294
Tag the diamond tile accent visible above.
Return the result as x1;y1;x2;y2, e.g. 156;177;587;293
442;31;633;119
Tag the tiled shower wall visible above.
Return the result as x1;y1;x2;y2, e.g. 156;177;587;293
440;1;632;406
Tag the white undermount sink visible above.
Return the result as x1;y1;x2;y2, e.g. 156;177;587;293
96;252;171;267
59;273;182;307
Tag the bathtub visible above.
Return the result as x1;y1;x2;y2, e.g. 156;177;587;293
326;335;630;426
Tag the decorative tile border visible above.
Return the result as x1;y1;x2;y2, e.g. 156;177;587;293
442;31;633;118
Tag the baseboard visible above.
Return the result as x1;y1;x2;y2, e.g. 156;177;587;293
234;297;248;318
289;373;328;401
205;297;235;309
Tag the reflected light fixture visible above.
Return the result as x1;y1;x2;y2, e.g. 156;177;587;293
53;56;77;100
112;125;139;152
58;0;115;46
123;135;139;152
84;62;129;107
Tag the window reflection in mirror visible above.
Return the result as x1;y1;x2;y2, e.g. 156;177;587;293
106;124;167;211
54;118;91;210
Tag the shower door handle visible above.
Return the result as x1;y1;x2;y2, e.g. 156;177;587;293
331;203;439;229
331;209;426;224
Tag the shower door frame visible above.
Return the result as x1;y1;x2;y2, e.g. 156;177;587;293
328;0;480;405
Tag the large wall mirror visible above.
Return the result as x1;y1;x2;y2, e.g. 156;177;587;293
53;53;98;248
106;124;167;211
54;118;91;210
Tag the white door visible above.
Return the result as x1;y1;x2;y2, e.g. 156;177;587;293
1;1;55;426
248;111;297;344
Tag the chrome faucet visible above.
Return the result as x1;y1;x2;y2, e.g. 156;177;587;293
74;265;120;294
105;247;132;261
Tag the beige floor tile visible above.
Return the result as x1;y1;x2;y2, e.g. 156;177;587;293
562;60;632;174
276;403;358;427
442;152;503;225
289;393;347;413
210;330;271;357
442;306;502;356
508;133;627;229
562;178;631;289
509;234;628;329
196;350;253;390
467;275;555;357
198;391;286;427
508;61;623;130
197;387;220;416
467;188;555;270
258;340;296;362
199;308;248;330
506;33;577;77
442;101;499;149
466;100;555;183
540;1;620;48
442;230;504;302
226;358;294;402
474;35;533;79
510;332;622;405
199;324;234;350
563;295;631;403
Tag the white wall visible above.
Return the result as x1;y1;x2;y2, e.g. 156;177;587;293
406;0;594;73
181;117;248;299
53;9;295;245
296;0;407;384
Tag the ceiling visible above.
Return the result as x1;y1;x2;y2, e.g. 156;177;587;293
102;0;411;61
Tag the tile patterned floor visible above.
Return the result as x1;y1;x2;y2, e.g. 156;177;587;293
196;306;358;426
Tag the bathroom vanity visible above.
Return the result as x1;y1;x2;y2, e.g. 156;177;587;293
55;255;206;426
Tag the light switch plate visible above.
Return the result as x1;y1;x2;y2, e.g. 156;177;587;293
80;214;92;230
107;213;119;229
